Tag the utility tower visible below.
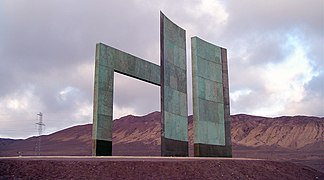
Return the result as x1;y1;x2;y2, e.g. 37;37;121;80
35;112;45;156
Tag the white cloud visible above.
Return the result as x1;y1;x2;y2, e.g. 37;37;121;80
113;105;137;120
187;0;228;24
0;86;42;112
0;86;43;138
113;72;160;118
0;0;323;138
231;89;252;102
254;32;318;116
73;101;92;123
58;86;78;101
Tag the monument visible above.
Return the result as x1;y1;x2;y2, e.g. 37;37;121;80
191;37;232;157
92;12;232;157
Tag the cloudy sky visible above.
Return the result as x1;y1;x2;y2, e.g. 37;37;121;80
0;0;323;139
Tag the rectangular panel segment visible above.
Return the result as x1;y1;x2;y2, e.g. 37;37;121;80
106;45;160;86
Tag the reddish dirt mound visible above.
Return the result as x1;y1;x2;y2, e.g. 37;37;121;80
0;157;323;179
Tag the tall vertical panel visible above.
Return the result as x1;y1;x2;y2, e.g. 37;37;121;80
160;12;188;156
92;43;114;156
221;48;232;156
191;37;232;157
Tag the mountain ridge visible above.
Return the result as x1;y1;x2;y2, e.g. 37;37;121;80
0;112;323;172
1;112;322;153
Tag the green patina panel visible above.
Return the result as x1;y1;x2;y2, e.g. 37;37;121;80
195;121;225;145
93;13;189;157
92;43;161;156
93;43;114;146
93;12;231;157
196;56;223;83
161;12;188;156
192;37;226;146
164;111;188;140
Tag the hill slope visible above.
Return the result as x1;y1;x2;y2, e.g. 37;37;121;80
0;112;323;171
231;114;323;149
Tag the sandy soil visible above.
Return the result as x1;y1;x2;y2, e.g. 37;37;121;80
0;156;323;180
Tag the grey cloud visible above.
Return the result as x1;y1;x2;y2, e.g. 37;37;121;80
284;73;324;116
222;0;323;67
304;73;324;116
114;73;160;115
231;90;269;115
0;0;165;138
242;34;287;65
221;0;323;116
225;0;323;36
1;0;323;138
306;73;324;97
228;57;265;92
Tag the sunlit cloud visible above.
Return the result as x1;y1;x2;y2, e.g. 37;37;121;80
113;105;137;120
0;0;322;138
258;32;318;115
230;89;252;102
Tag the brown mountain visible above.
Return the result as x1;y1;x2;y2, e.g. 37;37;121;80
231;114;323;149
0;112;323;172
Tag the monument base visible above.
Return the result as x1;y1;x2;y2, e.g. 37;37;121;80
93;140;112;156
161;137;188;157
194;143;232;157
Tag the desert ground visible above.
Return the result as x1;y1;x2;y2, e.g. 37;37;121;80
1;156;323;180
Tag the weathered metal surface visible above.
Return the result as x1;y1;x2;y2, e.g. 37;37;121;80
161;12;188;156
93;12;231;158
191;37;232;157
221;48;232;156
92;43;160;156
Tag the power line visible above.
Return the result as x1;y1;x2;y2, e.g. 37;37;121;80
35;112;45;156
